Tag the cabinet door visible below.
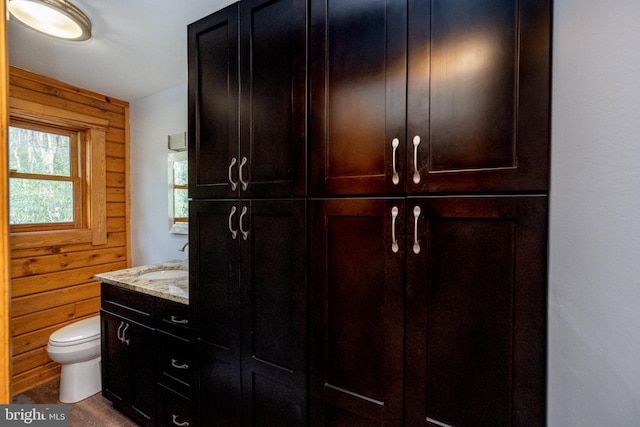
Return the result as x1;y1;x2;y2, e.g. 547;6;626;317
101;311;131;406
128;319;156;426
239;0;307;198
407;0;551;193
190;200;242;425
405;196;547;426
309;0;407;196
101;311;156;427
188;4;239;199
190;200;241;386
310;198;405;426
239;200;307;425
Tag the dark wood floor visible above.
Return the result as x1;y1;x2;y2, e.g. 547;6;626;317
12;378;140;427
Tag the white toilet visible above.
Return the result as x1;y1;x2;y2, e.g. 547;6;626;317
46;316;102;403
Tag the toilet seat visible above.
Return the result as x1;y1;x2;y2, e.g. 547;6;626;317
48;316;100;347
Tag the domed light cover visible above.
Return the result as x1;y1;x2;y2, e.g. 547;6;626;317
8;0;92;41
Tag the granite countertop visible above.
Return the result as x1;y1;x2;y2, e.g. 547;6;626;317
95;260;189;305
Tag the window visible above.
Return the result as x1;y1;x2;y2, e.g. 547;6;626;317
9;120;85;232
168;151;188;234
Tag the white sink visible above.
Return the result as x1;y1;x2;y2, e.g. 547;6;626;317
138;270;188;280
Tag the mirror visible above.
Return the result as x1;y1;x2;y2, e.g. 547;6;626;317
168;151;188;234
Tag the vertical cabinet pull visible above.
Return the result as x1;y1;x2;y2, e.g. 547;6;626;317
228;206;238;239
412;136;421;184
391;206;399;253
239;156;249;191
391;138;400;185
239;206;249;241
228;157;238;190
172;414;189;426
117;322;130;346
117;321;124;342
413;206;421;254
121;323;130;346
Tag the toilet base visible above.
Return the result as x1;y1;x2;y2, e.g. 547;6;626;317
59;357;101;403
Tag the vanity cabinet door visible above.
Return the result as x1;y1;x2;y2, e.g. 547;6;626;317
101;311;131;406
101;310;156;427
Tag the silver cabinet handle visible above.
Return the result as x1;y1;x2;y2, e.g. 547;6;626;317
391;206;399;253
391;138;400;185
171;359;189;370
239;206;249;241
117;321;125;342
228;157;238;191
170;316;188;325
228;206;238;240
172;415;189;427
121;323;130;346
413;206;421;254
412;136;421;184
239;156;248;191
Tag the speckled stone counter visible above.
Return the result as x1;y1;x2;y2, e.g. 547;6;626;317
95;260;188;305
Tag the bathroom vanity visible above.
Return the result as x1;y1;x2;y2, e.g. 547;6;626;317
95;261;191;427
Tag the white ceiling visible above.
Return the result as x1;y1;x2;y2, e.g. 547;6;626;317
7;0;236;102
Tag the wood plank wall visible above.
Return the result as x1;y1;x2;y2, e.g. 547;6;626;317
1;0;11;403
8;67;130;395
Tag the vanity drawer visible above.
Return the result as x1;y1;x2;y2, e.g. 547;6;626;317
101;283;154;325
156;297;190;339
157;330;192;398
157;384;191;427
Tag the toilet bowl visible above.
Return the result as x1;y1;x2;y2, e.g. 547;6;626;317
46;316;101;403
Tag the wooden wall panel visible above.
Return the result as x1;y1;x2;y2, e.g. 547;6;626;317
1;0;11;402
8;66;131;395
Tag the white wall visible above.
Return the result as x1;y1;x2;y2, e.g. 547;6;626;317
129;83;189;266
549;0;640;425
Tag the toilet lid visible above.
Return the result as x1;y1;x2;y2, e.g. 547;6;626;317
49;316;100;347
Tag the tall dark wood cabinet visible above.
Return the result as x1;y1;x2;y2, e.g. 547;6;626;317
190;0;550;425
308;0;550;426
188;0;307;425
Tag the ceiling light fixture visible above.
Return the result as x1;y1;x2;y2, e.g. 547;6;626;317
8;0;92;41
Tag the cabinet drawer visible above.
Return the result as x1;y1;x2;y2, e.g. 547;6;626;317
156;297;190;339
157;384;191;427
157;330;192;398
101;283;154;325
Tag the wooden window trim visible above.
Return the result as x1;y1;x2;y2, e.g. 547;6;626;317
9;98;108;249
